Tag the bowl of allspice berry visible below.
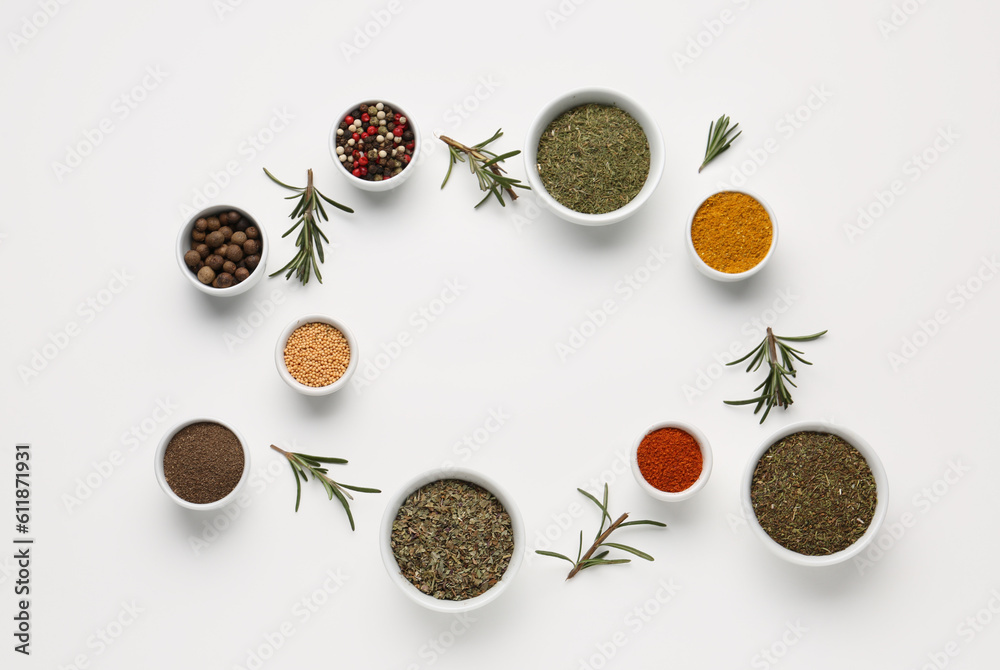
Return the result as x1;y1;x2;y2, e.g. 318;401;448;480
176;205;268;296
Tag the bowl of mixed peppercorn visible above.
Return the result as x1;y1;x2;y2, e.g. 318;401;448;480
330;99;419;192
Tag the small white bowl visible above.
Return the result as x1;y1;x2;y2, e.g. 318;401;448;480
685;189;778;282
176;204;269;297
741;421;890;567
379;467;525;613
275;314;359;396
329;99;420;192
154;417;251;511
523;87;665;226
630;421;713;502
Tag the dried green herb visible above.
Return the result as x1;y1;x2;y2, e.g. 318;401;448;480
264;168;353;285
439;129;529;208
751;431;877;555
391;479;514;600
536;103;650;215
699;114;741;173
269;444;380;530
536;483;665;580
725;328;827;423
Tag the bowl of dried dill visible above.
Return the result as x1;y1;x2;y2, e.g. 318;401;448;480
380;467;525;613
741;421;889;567
524;87;665;226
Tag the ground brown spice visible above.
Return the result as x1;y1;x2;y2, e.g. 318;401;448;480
691;191;772;273
163;422;244;503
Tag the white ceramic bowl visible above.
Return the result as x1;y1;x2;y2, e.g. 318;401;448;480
154;417;252;511
379;467;525;613
630;421;713;502
329;99;420;192
685;189;778;282
523;87;665;226
275;314;359;396
741;421;889;567
176;204;269;297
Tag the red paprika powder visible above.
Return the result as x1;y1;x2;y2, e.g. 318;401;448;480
637;427;703;492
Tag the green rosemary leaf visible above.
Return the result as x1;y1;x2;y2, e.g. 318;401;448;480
576;530;583;563
535;550;575;564
600;542;654;561
775;330;828;342
329;484;356;531
317;190;355;213
729;341;764;366
724;397;765;406
292;465;302;512
619;519;668;528
263;167;299;190
300;455;349;464
579;558;631;569
338;483;381;494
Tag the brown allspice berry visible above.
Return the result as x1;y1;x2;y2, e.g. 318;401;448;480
243;239;260;255
219;226;233;241
244;255;260;271
196;244;210;259
206;255;225;272
225;245;243;262
195;218;209;232
192;230;207;242
197;266;216;285
205;231;225;248
207;217;221;231
184;250;201;268
234;267;250;283
214;272;234;288
230;231;247;246
245;226;259;240
223;260;237;274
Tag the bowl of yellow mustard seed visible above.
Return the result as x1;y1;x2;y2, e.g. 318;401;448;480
686;189;778;282
275;315;358;395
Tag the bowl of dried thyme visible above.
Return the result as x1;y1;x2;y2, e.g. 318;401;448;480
523;87;665;226
741;421;889;567
380;467;525;613
686;189;778;281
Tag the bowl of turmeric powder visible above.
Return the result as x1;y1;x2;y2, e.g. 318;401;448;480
686;190;778;281
630;421;712;502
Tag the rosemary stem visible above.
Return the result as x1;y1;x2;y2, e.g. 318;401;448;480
438;134;519;202
567;512;629;580
766;327;778;368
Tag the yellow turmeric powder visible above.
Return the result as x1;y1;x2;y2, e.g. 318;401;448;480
691;191;772;274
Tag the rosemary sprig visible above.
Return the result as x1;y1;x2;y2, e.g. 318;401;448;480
439;129;530;208
270;444;379;530
724;327;828;423
535;483;665;580
263;168;353;285
698;114;741;173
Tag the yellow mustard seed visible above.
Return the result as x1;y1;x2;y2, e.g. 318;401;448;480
283;322;351;387
691;191;773;274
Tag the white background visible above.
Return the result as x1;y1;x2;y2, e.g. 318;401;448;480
3;1;999;668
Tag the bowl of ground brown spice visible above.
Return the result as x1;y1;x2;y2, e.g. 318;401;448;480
275;314;358;395
686;190;778;281
154;418;251;510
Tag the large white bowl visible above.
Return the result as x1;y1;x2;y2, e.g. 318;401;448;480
523;87;665;226
741;421;889;567
630;421;713;502
685;189;778;282
274;314;359;396
329;98;420;192
379;467;525;613
175;204;268;297
154;417;252;511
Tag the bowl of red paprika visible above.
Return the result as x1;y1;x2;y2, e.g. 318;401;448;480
631;422;712;502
